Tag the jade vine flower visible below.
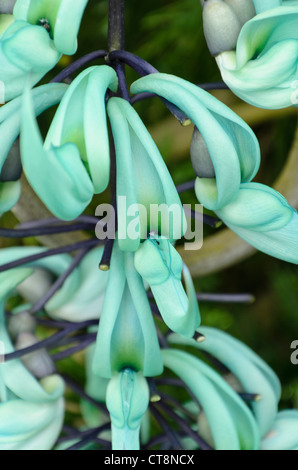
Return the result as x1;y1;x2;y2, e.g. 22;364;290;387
21;66;118;220
205;1;298;109
0;82;67;215
131;73;260;212
92;240;163;379
260;411;298;450
134;235;201;338
0;268;65;450
107;97;187;252
214;182;298;265
169;327;281;438
131;73;298;265
162;348;260;450
13;0;89;55
0;83;67;173
0;245;107;322
0;20;61;102
106;369;149;450
0;0;88;102
162;326;284;450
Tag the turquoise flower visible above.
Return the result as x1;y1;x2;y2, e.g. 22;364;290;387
162;348;260;450
163;326;283;450
260;411;298;450
106;369;149;450
131;73;298;264
0;245;107;322
131;73;260;212
214;182;298;265
134;235;201;338
13;0;88;56
0;0;88;102
169;327;281;438
92;239;163;379
0;268;65;450
0;20;61;102
0;82;67;215
0;180;21;214
213;2;298;109
21;66;118;220
107;97;187;252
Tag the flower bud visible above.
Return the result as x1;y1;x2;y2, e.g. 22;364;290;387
202;0;242;56
225;0;256;25
190;126;216;178
15;332;56;379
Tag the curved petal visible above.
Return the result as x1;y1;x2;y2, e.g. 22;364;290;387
46;246;108;321
92;241;163;379
16;0;89;55
20;83;94;220
168;327;281;436
134;236;201;338
0;83;68;172
217;6;298;108
106;369;149;450
0;21;61;101
261;410;298;450
215;182;298;264
162;349;260;450
131;73;260;210
107;97;187;251
45;66;118;194
0;180;20;213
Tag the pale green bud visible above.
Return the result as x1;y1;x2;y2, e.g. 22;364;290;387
202;0;242;56
190;126;215;178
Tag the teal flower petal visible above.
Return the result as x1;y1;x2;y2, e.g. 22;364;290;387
0;375;65;450
107;97;187;251
106;369;149;450
0;245;107;322
0;266;65;450
14;0;88;55
214;182;298;264
45;66;118;194
0;180;20;214
20;82;94;221
216;5;298;109
0;83;68;173
45;246;108;321
0;20;61;102
252;0;282;14
131;73;260;211
260;410;298;450
162;349;260;450
168;327;281;437
92;241;163;379
134;236;201;338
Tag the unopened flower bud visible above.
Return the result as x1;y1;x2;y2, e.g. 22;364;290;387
0;140;22;182
8;310;36;339
15;332;56;379
202;0;242;56
190;126;215;178
224;0;256;26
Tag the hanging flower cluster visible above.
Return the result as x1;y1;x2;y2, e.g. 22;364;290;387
0;0;297;451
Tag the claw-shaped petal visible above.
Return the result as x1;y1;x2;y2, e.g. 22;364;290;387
131;73;260;211
134;235;201;338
